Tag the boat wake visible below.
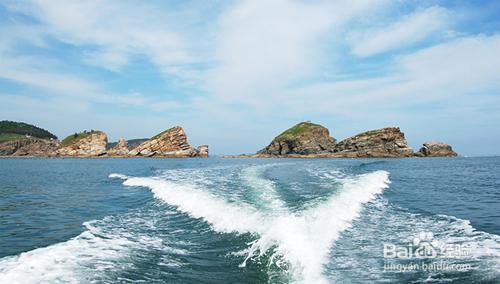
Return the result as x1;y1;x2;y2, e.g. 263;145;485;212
114;168;390;283
0;221;132;283
0;206;189;283
3;163;498;283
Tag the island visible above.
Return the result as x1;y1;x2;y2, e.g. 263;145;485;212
1;120;458;158
224;121;458;158
0;120;208;158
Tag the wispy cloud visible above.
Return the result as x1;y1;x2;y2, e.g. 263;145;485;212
4;0;195;76
282;34;500;113
206;0;387;104
350;6;452;57
0;55;99;96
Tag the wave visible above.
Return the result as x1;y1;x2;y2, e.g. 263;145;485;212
120;175;267;234
324;198;500;282
113;169;391;283
0;206;190;284
240;165;287;214
0;221;132;284
239;170;390;283
108;173;129;180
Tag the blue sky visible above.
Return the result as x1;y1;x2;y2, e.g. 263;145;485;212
0;0;499;155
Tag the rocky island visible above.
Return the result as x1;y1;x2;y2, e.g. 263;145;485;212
0;121;208;158
225;121;457;158
257;122;336;155
414;141;458;157
128;126;208;157
1;120;458;158
331;127;414;158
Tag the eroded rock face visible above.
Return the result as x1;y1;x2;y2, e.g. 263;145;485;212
0;138;60;156
415;141;458;157
258;122;337;155
108;138;129;156
196;145;209;158
57;131;107;157
130;127;208;157
332;127;413;157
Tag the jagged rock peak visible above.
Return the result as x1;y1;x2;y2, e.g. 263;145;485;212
257;121;337;155
108;138;129;156
415;141;458;157
333;127;413;157
130;126;208;157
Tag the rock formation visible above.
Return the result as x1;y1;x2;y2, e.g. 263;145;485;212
0;138;60;156
196;145;209;158
57;131;107;157
252;124;413;158
257;122;336;155
228;124;422;158
107;138;129;156
415;141;458;157
129;126;208;157
332;127;413;157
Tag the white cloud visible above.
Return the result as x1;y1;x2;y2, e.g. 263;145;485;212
399;35;500;91
4;0;194;77
0;54;183;112
350;6;451;57
280;34;500;115
0;55;99;96
110;92;184;112
206;0;387;103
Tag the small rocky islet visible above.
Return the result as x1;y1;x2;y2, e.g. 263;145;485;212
0;120;457;158
0;121;208;158
225;121;458;158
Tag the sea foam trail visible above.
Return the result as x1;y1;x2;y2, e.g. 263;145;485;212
121;176;266;234
114;170;391;283
0;221;132;284
240;165;287;213
240;170;390;283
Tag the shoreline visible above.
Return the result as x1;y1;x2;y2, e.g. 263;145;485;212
0;155;464;159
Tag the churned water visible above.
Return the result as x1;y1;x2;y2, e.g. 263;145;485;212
0;157;499;283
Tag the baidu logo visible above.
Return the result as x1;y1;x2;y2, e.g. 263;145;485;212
383;231;469;259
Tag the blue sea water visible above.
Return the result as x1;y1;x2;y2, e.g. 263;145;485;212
0;157;499;283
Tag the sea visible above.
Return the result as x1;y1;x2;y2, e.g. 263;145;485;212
0;157;499;283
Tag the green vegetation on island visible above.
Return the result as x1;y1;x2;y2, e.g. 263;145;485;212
0;133;26;143
276;121;324;139
61;130;102;147
0;120;58;142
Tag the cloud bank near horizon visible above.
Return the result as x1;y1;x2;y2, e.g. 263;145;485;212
0;0;499;155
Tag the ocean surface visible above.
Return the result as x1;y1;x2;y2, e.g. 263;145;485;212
0;157;499;283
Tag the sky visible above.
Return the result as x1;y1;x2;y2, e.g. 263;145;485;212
0;0;499;156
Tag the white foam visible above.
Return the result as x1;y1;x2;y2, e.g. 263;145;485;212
240;165;287;213
0;209;192;283
0;222;132;284
108;173;129;180
120;170;391;283
123;177;266;234
324;198;500;282
240;170;390;283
